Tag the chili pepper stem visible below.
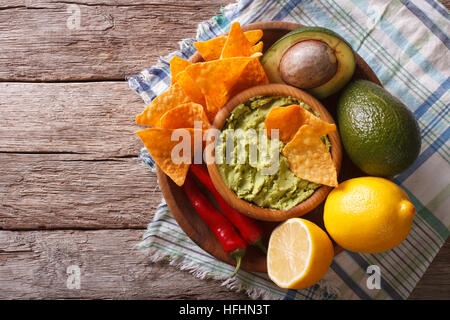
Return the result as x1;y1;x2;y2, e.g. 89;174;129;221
252;238;268;255
230;256;242;278
229;249;246;278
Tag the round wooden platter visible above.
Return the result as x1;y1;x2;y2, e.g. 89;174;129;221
155;21;382;273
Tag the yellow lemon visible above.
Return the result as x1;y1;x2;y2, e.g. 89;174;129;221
267;218;334;289
324;177;415;253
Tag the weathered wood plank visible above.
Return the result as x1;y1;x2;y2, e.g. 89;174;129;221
0;154;160;229
409;239;450;300
1;0;449;82
0;81;162;229
0;229;447;299
0;82;143;157
0;0;234;81
0;229;250;299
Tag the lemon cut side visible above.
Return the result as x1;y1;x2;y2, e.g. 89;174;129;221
267;218;334;289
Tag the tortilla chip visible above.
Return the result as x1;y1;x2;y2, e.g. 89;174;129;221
193;30;263;61
135;83;192;127
265;105;303;143
265;105;336;143
170;56;191;84
135;128;202;186
220;22;254;59
300;108;336;136
251;41;263;54
282;125;338;187
230;53;268;97
175;70;206;107
159;102;211;130
194;37;226;62
245;30;263;45
185;56;254;121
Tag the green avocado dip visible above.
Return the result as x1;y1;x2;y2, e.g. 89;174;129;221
216;95;329;210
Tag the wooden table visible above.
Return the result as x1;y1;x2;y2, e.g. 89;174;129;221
0;0;448;300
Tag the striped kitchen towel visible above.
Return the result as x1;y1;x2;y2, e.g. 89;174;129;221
128;0;450;300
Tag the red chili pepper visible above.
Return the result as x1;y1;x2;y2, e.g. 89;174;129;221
183;175;246;277
190;164;267;254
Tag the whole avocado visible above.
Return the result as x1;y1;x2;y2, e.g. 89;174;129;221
337;80;421;177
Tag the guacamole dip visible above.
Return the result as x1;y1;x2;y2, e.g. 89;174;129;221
216;95;329;210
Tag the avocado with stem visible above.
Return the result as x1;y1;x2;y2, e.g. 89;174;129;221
261;27;356;99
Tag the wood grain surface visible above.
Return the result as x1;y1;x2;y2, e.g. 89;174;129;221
0;0;236;81
0;0;448;300
0;230;250;299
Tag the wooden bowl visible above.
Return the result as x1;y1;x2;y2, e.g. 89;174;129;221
155;21;382;273
205;84;342;221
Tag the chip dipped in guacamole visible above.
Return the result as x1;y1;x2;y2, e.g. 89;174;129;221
216;95;331;210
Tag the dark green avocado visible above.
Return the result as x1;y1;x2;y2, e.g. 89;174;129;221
337;80;422;177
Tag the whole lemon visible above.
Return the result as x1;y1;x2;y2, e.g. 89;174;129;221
323;177;415;253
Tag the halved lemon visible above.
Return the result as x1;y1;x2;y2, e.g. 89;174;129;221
267;218;334;289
